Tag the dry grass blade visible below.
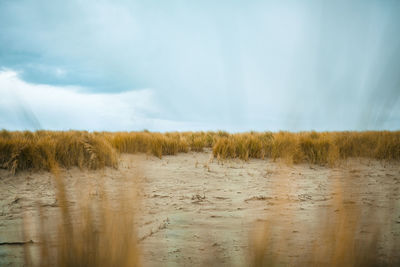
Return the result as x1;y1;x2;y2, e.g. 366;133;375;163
23;163;141;267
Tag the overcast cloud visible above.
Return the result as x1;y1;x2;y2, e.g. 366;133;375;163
1;0;399;131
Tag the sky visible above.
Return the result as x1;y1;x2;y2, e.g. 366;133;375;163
1;0;400;132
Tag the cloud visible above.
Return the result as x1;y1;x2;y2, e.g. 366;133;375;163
0;70;179;131
0;1;400;131
1;67;399;132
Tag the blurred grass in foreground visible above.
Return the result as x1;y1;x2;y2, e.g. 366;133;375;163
249;170;399;267
20;158;399;266
23;164;141;267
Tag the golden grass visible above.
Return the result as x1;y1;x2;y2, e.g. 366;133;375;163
1;130;399;172
213;131;400;165
0;130;118;173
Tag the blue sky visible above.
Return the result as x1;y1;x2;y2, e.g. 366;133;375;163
1;0;399;131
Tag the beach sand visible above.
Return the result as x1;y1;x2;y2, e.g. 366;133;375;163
1;150;399;266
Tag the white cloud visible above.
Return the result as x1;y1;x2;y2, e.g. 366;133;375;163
0;70;176;131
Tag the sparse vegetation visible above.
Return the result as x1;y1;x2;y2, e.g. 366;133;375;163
1;130;399;172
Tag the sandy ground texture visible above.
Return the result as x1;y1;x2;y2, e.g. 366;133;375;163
1;151;400;266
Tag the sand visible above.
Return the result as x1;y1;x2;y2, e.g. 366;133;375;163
1;150;399;266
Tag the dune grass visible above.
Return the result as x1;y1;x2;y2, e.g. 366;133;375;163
0;130;118;174
1;130;399;173
213;131;400;164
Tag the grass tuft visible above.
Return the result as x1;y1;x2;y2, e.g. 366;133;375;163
1;130;399;172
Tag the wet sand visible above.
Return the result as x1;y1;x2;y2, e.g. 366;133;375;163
1;151;399;266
